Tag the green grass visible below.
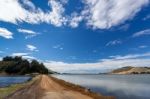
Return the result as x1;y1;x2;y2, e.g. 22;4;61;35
0;76;35;99
0;84;24;99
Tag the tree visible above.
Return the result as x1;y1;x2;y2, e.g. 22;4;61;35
3;56;13;61
0;56;50;75
30;60;48;74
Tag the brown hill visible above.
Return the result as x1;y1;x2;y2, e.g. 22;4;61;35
110;66;150;74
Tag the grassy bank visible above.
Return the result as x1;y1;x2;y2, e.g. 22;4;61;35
0;84;24;99
0;77;35;99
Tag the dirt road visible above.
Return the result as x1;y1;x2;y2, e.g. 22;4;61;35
6;75;114;99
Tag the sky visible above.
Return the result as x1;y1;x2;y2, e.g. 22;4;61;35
0;0;150;73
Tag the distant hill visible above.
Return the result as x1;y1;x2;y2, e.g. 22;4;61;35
110;66;150;74
0;56;54;75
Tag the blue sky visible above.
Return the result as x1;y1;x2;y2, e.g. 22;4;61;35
0;0;150;73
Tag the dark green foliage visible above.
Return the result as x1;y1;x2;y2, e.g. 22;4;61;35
30;60;49;74
0;56;50;75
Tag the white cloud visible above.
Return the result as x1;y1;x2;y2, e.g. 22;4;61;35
46;0;67;26
17;28;36;35
26;44;38;51
109;52;150;60
22;55;36;60
22;0;36;11
17;28;37;39
68;12;83;28
52;44;64;50
12;53;29;56
0;0;27;24
44;59;150;74
106;40;122;46
82;0;149;29
132;29;150;37
11;52;36;60
0;0;149;29
0;0;66;26
44;52;150;73
0;27;13;39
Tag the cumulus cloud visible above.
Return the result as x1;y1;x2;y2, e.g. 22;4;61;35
0;0;149;29
68;12;83;28
106;40;122;46
26;44;38;52
82;0;149;29
0;27;13;39
0;0;66;26
132;29;150;37
0;0;26;24
44;52;150;73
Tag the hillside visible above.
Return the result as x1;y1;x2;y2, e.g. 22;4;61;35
110;66;150;74
0;56;53;75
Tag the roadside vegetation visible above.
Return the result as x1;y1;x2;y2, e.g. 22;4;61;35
0;56;53;75
0;76;38;99
0;83;24;99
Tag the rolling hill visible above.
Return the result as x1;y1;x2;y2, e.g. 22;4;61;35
110;66;150;74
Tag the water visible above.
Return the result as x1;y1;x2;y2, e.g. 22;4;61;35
53;74;150;99
0;76;31;87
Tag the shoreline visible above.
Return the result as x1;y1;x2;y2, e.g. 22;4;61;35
0;76;35;99
50;76;115;99
3;75;115;99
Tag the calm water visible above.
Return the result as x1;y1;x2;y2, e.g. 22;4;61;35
53;74;150;99
0;76;31;87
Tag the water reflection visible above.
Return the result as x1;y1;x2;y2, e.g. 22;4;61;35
53;74;150;99
0;76;30;87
